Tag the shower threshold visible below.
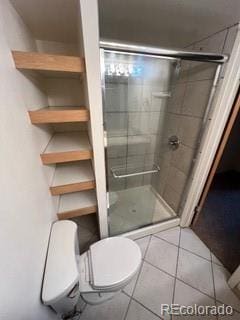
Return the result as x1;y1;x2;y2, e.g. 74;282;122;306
108;185;178;237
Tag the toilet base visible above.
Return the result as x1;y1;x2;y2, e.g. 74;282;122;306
81;290;119;305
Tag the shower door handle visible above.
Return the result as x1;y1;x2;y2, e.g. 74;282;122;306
111;165;160;179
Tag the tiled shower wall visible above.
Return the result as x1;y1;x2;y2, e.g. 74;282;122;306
152;23;239;213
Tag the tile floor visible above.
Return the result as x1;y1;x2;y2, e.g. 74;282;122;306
79;227;240;320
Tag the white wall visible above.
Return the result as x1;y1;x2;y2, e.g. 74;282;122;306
0;1;57;319
79;0;108;238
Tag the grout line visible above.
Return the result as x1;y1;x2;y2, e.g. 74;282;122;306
122;262;143;320
176;278;216;302
143;234;152;260
165;110;204;120
170;227;181;320
179;69;189;116
129;294;164;320
172;227;181;304
123;291;164;320
210;252;218;320
152;232;213;264
123;236;152;320
174;77;216;85
133;233;152;241
122;291;132;320
183;23;239;49
143;258;216;301
153;234;179;248
143;259;176;279
151;230;240;310
178;246;211;263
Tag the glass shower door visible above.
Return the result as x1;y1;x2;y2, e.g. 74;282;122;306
102;50;180;235
101;43;221;236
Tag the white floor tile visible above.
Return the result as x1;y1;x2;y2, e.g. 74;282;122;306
213;264;240;312
123;237;150;296
123;263;142;296
180;228;211;260
80;292;130;320
177;248;214;297
135;236;150;258
173;280;216;319
125;299;159;320
145;236;178;276
154;226;180;246
211;253;223;266
133;262;175;319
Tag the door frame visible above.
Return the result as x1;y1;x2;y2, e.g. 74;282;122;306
192;88;240;225
180;25;240;227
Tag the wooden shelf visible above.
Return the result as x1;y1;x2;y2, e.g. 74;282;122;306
41;132;92;164
50;161;95;195
29;107;89;124
57;190;97;220
12;51;85;74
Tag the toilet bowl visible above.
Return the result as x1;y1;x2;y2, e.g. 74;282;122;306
42;220;141;316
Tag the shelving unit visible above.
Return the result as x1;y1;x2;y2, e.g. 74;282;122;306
29;107;89;124
14;48;98;221
40;131;93;164
50;161;95;195
57;190;97;220
12;51;85;74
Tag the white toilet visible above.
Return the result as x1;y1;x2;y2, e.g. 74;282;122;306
42;220;141;316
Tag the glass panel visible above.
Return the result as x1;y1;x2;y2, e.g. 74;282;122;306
101;50;218;236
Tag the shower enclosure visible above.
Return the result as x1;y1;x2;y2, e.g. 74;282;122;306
100;41;227;236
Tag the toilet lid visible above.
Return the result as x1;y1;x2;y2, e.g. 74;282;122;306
89;237;141;290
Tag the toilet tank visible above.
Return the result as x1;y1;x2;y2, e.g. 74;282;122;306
42;220;80;315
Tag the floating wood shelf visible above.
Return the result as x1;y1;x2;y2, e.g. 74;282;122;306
12;51;85;75
41;132;92;164
50;161;95;195
29;107;89;124
57;190;97;220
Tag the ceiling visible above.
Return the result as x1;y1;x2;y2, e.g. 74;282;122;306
10;0;240;48
99;0;240;48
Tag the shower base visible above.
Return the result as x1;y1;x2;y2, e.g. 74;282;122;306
108;185;176;236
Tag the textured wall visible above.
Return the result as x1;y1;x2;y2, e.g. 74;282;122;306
152;24;239;213
0;1;58;319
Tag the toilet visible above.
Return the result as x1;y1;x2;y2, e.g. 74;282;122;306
42;220;141;316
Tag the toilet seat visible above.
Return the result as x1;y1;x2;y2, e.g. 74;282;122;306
78;237;142;293
89;237;141;290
